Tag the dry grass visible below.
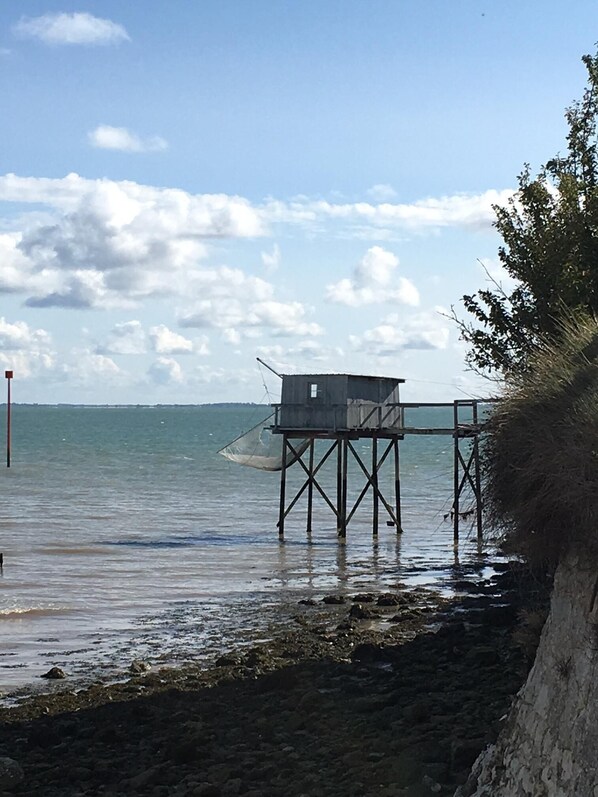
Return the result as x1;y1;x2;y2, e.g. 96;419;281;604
483;314;598;565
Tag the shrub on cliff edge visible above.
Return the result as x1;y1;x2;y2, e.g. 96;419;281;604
483;314;598;565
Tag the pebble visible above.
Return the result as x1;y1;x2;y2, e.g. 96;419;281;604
130;659;152;674
0;756;24;789
40;666;66;679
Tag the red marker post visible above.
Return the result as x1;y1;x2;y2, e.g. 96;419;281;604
5;370;13;468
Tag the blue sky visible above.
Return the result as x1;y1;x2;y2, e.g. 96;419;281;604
1;1;597;404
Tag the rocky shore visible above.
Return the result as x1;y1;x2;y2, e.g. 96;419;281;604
0;561;548;797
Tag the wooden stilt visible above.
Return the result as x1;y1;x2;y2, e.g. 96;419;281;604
453;401;460;544
394;437;402;533
473;403;483;541
372;435;379;536
336;439;343;537
278;434;288;539
339;436;348;538
306;438;314;534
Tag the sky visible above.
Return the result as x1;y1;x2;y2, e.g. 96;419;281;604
1;1;597;405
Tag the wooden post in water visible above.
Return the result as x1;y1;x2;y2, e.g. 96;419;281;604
336;439;343;536
278;433;288;539
342;436;349;538
336;436;348;538
473;402;483;541
306;439;315;534
453;401;460;543
372;435;379;536
5;370;12;469
394;437;402;533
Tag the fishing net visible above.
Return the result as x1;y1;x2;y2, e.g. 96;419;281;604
218;414;310;471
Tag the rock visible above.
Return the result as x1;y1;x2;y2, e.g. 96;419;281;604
377;594;402;606
255;667;298;692
390;609;423;623
453;580;482;593
484;604;517;626
322;594;346;604
0;757;24;789
350;642;388;663
40;666;66;679
130;659;151;674
349;603;380;620
423;762;448;783
128;766;161;790
450;738;485;770
464;645;500;667
351;593;376;603
215;654;241;667
193;785;221;797
421;774;442;793
222;779;242;796
298;598;316;606
404;700;433;724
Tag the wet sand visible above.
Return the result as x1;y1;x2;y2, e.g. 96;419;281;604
0;561;548;797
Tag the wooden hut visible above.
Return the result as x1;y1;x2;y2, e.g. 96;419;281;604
274;373;405;435
272;373;405;538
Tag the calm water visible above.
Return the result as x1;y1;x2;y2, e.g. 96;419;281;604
0;404;488;696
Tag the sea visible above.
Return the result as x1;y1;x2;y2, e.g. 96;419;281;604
0;404;491;699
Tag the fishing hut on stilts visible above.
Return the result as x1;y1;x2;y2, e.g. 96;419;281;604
272;373;404;539
219;367;493;544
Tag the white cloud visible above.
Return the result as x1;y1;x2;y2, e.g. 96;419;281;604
291;340;343;361
250;301;323;337
0;316;51;351
0;173;264;309
96;321;147;355
254;340;344;378
223;328;242;345
0;173;264;235
96;321;208;358
326;246;419;307
61;349;123;388
0;173;511;355
88;125;168;153
180;296;323;338
350;310;450;356
264;189;513;232
0;317;55;379
366;184;398;202
13;12;129;46
0;179;513;293
0;350;54;380
148;324;194;355
0;233;35;292
148;357;184;385
261;243;281;272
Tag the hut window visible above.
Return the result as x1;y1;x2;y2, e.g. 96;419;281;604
309;383;320;400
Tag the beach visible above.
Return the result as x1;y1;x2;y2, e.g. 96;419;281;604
0;560;548;797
